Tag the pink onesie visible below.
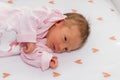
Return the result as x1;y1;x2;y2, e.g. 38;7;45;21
0;2;66;70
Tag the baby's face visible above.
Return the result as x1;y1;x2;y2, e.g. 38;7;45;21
46;21;82;53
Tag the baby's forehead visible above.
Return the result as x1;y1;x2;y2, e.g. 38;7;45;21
68;27;81;38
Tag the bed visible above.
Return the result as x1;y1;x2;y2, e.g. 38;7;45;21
0;0;120;80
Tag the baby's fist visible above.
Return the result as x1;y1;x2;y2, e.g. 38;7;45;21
49;56;58;69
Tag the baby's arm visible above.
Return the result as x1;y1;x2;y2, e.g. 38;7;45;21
21;47;58;70
22;42;36;54
23;43;58;68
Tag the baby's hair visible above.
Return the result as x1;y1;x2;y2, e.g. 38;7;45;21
64;13;90;48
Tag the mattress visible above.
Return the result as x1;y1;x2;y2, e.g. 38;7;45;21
0;0;120;80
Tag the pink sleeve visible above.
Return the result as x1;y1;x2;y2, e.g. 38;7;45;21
40;51;53;71
20;50;53;71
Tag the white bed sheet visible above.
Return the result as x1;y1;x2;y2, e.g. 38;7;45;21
0;0;120;80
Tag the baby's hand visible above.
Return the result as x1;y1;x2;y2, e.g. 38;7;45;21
23;42;36;54
50;56;58;69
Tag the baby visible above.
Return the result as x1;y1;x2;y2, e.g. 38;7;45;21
0;3;90;71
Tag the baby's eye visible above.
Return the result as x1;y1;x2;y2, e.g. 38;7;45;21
64;36;67;41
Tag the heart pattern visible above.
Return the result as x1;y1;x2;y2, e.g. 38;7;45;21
110;36;117;40
7;0;13;4
49;0;55;5
92;48;99;53
2;73;10;78
103;72;111;78
53;72;60;77
75;59;83;64
88;0;94;3
97;17;103;21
